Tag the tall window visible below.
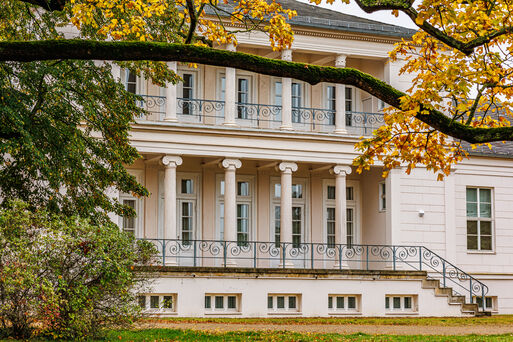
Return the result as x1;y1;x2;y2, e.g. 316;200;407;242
121;199;136;236
271;179;307;248
291;82;302;123
175;174;199;245
379;182;386;211
324;181;356;247
326;85;336;125
466;188;493;251
181;73;194;115
345;87;353;126
125;70;137;94
217;176;253;244
237;78;249;119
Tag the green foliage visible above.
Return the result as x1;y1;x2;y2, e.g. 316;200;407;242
0;201;156;339
0;0;153;222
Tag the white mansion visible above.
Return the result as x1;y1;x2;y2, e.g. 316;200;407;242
112;0;513;317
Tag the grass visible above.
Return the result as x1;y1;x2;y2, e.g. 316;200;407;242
104;329;513;341
142;315;513;326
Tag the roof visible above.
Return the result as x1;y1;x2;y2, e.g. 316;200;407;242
208;0;417;39
462;141;513;159
279;0;416;38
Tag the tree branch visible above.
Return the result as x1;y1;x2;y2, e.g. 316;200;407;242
354;0;513;55
1;39;511;143
20;0;66;11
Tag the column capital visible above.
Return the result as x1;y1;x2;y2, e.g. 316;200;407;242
161;155;183;168
221;158;242;170
281;49;293;62
335;54;347;68
330;165;352;176
277;162;298;173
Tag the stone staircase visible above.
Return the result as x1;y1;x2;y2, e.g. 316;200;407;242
421;278;491;316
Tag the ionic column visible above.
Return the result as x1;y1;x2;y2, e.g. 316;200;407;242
334;55;347;133
280;49;293;130
221;159;242;241
224;44;237;126
278;162;298;245
161;155;183;241
164;61;178;122
330;165;352;246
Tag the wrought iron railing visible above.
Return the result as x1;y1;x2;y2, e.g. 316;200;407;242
134;95;386;135
140;238;488;311
346;110;385;135
137;95;166;121
177;98;225;120
291;107;335;130
236;102;282;126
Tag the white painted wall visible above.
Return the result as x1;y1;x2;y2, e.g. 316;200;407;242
149;274;464;317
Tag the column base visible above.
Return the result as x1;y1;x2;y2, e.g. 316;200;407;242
280;125;293;131
163;117;178;122
333;128;347;134
164;258;178;266
223;260;238;267
279;261;295;268
223;122;238;127
334;262;349;270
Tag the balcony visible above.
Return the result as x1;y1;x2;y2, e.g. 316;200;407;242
140;238;489;308
136;95;385;136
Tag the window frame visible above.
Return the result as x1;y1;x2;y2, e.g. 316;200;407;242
378;182;386;212
322;179;360;247
385;295;418;314
216;174;256;242
204;293;241;314
157;172;201;240
466;187;494;252
267;294;301;314
119;169;144;238
138;293;177;314
328;294;361;314
270;177;308;246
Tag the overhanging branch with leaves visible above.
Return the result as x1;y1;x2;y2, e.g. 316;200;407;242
0;39;510;143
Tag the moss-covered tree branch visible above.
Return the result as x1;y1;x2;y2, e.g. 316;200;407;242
1;39;511;143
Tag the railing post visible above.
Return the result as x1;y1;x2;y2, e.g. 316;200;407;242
253;241;257;268
193;240;197;267
392;246;396;271
223;240;227;267
162;239;166;265
419;246;422;271
366;245;369;271
282;243;286;269
338;245;342;270
481;287;485;312
469;278;473;303
310;243;314;269
442;261;446;288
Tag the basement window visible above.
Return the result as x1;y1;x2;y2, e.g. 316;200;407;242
328;295;360;314
204;294;241;314
474;296;498;312
385;295;417;314
138;294;177;313
267;294;301;314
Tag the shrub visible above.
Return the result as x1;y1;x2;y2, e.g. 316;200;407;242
0;201;156;339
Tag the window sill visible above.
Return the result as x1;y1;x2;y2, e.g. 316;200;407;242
329;311;362;315
466;250;496;255
267;312;302;315
385;311;418;315
204;312;242;315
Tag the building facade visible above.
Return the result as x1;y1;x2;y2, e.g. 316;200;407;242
113;1;513;316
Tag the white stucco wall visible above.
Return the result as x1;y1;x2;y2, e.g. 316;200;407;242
148;273;464;317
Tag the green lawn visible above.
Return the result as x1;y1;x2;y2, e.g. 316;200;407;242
104;329;513;341
143;315;513;326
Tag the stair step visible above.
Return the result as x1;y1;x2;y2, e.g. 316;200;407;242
435;287;453;296
421;279;440;289
448;295;466;304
